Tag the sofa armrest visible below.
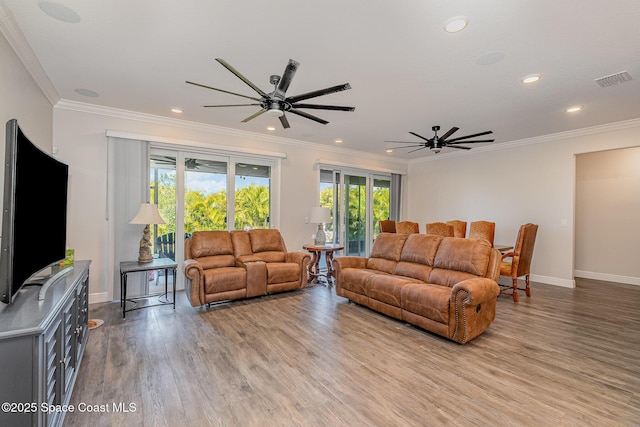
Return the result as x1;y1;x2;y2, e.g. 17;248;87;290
183;259;205;307
451;277;500;306
285;251;311;266
450;277;500;344
334;256;368;270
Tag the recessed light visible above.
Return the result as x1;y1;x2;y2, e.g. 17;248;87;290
386;149;393;153
521;74;541;84
74;88;99;98
266;126;276;131
171;108;183;114
444;16;468;33
38;1;81;23
566;106;582;113
334;139;343;144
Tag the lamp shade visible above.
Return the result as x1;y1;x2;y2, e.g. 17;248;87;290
309;206;331;224
129;203;166;225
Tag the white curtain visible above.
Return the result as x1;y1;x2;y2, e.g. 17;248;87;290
108;137;149;300
390;173;402;221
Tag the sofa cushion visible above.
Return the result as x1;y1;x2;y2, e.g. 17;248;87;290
253;251;286;263
266;263;300;284
394;262;432;283
203;267;247;293
197;255;237;270
433;237;491;277
401;283;451;324
368;274;416;307
341;268;381;295
399;234;442;266
249;229;286;253
190;231;234;258
366;233;408;274
370;233;407;261
428;269;481;288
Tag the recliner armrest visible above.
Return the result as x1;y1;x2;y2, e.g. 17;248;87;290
285;251;311;265
183;259;205;307
451;277;500;306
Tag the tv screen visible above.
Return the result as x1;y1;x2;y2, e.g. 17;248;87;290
0;119;69;304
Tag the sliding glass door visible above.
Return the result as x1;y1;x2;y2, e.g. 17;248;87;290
320;169;391;257
150;149;277;290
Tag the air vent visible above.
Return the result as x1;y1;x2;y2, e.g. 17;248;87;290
595;71;633;88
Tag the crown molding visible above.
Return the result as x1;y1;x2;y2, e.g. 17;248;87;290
409;118;640;164
0;5;59;105
55;99;409;166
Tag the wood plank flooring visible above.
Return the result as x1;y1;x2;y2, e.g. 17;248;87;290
64;278;640;426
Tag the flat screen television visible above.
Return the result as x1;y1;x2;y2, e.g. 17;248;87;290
0;119;69;304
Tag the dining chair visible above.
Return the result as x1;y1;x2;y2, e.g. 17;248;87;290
469;220;495;247
499;223;538;302
379;219;396;233
395;221;419;234
446;220;467;238
425;222;454;237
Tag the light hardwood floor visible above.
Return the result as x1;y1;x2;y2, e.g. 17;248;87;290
65;278;640;426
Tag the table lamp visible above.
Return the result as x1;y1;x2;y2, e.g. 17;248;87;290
309;206;331;246
129;203;166;263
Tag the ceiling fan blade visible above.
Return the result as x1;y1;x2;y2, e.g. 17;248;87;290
407;146;428;154
448;139;495;144
408;132;432;142
286;83;351;103
446;145;472;150
384;140;424;144
446;130;493;143
288;108;329;125
274;59;300;100
241;109;266;123
215;58;268;97
203;103;261;107
186;81;262;102
438;127;460;142
385;143;427;148
291;103;355;111
279;114;290;129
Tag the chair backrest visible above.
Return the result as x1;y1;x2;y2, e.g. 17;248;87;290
379;219;396;233
396;221;420;234
446;220;467;238
156;232;192;260
469;221;495;247
426;222;454;237
514;223;538;276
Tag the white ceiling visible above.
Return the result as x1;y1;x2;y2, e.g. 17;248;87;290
3;1;640;158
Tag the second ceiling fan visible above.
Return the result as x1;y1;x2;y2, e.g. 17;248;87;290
187;58;355;129
386;126;494;153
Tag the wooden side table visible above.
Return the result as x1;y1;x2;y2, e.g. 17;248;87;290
302;243;344;286
120;257;177;318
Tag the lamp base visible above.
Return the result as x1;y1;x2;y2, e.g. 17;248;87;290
137;224;153;263
314;224;326;246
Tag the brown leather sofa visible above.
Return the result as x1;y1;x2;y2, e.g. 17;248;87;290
334;233;501;344
183;229;310;307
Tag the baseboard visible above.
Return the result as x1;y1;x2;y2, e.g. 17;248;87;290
574;270;640;286
89;292;109;304
529;274;576;289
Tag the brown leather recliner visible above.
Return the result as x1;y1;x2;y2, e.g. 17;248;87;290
231;229;310;294
184;229;310;307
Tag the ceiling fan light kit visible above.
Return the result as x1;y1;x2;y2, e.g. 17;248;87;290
187;58;355;129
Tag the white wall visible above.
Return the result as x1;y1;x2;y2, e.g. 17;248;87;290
407;121;640;287
575;147;640;284
0;30;53;249
52;102;408;302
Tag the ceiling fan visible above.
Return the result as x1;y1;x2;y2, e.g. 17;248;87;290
385;126;494;154
186;58;355;129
